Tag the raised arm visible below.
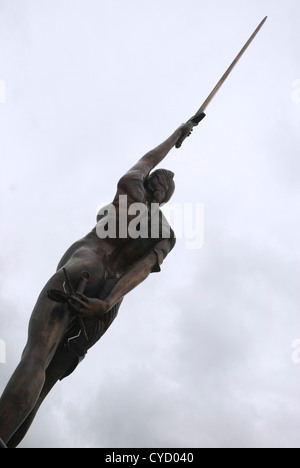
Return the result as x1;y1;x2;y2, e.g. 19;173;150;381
128;122;196;178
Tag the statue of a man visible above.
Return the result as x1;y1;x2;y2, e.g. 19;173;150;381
0;122;195;448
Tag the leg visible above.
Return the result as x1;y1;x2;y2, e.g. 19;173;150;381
0;438;7;449
0;272;70;444
7;343;77;448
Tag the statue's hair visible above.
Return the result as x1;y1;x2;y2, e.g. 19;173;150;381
145;169;175;204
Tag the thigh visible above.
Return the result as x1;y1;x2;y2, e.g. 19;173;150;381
23;248;107;366
22;269;71;365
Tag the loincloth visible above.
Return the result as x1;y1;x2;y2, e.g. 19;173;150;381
59;298;122;380
55;275;122;380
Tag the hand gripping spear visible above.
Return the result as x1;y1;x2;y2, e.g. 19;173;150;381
175;16;267;148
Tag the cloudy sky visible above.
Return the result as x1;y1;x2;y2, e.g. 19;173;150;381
0;0;300;448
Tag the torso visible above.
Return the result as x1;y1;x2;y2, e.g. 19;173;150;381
55;171;174;297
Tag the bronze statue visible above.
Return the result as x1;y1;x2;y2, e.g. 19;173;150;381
0;122;198;448
0;17;267;448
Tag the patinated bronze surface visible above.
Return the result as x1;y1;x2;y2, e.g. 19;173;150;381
0;122;194;448
0;17;267;448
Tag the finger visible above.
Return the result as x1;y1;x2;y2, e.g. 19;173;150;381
69;296;86;307
76;292;88;302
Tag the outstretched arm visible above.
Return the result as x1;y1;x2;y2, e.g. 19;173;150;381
114;121;198;204
68;251;157;317
128;122;196;178
103;250;158;310
68;240;172;318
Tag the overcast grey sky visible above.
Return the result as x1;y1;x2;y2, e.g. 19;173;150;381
0;0;300;448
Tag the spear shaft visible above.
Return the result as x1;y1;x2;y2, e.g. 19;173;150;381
176;16;267;148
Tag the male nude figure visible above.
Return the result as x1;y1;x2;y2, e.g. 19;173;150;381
0;122;195;448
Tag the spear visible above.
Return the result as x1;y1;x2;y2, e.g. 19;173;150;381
176;16;267;148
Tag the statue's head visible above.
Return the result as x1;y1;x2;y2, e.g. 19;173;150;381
145;169;175;206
